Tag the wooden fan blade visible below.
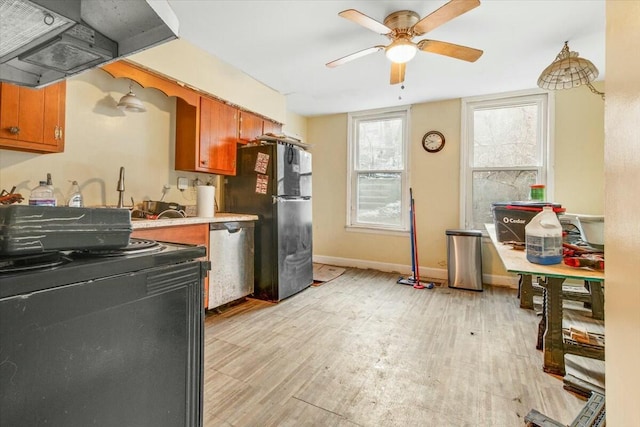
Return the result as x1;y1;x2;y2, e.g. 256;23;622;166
326;46;385;68
339;9;391;34
418;39;483;62
413;0;481;35
390;62;406;85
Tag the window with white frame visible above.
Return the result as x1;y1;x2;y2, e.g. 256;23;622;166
347;106;410;232
461;91;553;231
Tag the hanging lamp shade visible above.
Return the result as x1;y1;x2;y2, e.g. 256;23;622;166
117;81;146;112
537;41;599;90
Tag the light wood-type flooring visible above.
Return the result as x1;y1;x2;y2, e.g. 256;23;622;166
203;268;592;426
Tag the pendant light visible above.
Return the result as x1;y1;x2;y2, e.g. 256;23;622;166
537;41;605;100
117;80;146;112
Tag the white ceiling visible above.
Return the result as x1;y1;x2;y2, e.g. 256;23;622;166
165;0;605;117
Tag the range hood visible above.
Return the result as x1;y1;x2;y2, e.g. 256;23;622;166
0;0;179;87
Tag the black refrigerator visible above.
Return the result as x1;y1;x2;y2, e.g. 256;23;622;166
225;142;313;301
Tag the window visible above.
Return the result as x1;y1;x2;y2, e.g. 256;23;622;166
461;91;553;230
347;106;410;232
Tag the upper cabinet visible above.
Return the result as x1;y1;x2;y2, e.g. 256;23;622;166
263;119;283;136
238;111;263;144
239;111;283;144
102;60;283;175
176;96;238;175
0;81;66;153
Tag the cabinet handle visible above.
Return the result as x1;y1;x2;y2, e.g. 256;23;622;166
201;160;208;165
58;126;63;140
54;126;59;140
8;126;19;135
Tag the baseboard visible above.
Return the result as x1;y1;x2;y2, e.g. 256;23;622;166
312;255;519;289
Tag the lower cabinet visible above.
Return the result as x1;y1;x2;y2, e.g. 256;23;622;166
132;223;210;308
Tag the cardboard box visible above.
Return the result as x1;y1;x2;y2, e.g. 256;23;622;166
492;202;564;243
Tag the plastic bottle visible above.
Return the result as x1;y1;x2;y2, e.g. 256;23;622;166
67;181;84;207
29;181;57;206
525;206;563;265
530;184;545;201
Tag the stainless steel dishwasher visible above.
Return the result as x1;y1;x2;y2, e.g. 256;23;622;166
208;221;255;309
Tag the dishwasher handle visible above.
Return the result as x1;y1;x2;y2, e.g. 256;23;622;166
210;221;255;234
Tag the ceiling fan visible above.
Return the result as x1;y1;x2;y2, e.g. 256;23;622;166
326;0;484;85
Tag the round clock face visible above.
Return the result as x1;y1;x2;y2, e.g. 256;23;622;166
422;131;445;153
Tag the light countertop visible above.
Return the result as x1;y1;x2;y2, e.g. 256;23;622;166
131;213;258;230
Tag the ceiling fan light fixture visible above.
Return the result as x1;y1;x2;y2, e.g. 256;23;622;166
385;39;417;64
537;41;604;99
117;80;146;113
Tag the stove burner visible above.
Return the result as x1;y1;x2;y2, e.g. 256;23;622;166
0;251;70;274
72;238;165;257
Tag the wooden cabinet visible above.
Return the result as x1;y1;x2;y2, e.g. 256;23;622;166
238;110;263;144
0;81;66;153
176;96;238;175
132;223;210;308
239;112;283;144
263;119;283;136
103;60;283;176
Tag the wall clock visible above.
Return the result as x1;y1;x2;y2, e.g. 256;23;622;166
422;131;445;153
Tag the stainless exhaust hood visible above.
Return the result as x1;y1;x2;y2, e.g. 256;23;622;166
0;0;179;87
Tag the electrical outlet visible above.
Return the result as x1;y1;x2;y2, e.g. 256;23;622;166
177;177;189;190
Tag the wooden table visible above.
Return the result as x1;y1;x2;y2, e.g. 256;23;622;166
485;224;604;377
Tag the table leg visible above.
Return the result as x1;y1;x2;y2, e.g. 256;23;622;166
520;274;534;309
536;285;546;350
540;276;566;376
587;280;605;320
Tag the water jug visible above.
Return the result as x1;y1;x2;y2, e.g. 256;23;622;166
525;206;563;265
29;181;57;206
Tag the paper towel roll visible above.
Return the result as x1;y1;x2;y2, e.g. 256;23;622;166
196;186;215;217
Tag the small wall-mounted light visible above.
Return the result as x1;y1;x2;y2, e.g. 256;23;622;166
117;80;146;112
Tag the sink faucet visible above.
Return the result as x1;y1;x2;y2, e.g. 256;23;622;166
117;166;125;208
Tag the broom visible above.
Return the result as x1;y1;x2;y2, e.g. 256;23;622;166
397;188;434;289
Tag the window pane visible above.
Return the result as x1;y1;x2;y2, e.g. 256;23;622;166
357;172;402;226
357;118;404;171
473;105;539;167
471;170;538;229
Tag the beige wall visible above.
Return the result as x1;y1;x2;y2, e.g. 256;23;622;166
605;1;640;424
1;69;206;207
128;39;287;124
309;86;604;283
0;40;304;209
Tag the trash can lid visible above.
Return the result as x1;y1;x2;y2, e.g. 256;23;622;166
446;229;483;237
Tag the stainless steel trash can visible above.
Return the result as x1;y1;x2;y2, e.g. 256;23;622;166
446;229;483;291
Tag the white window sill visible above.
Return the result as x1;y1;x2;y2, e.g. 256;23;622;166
345;225;409;237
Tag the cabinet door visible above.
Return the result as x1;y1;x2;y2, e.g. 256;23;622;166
0;81;65;153
238;111;263;143
42;81;66;149
263;119;282;135
199;97;238;175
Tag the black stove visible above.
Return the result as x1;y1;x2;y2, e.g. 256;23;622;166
0;238;206;299
0;237;206;426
